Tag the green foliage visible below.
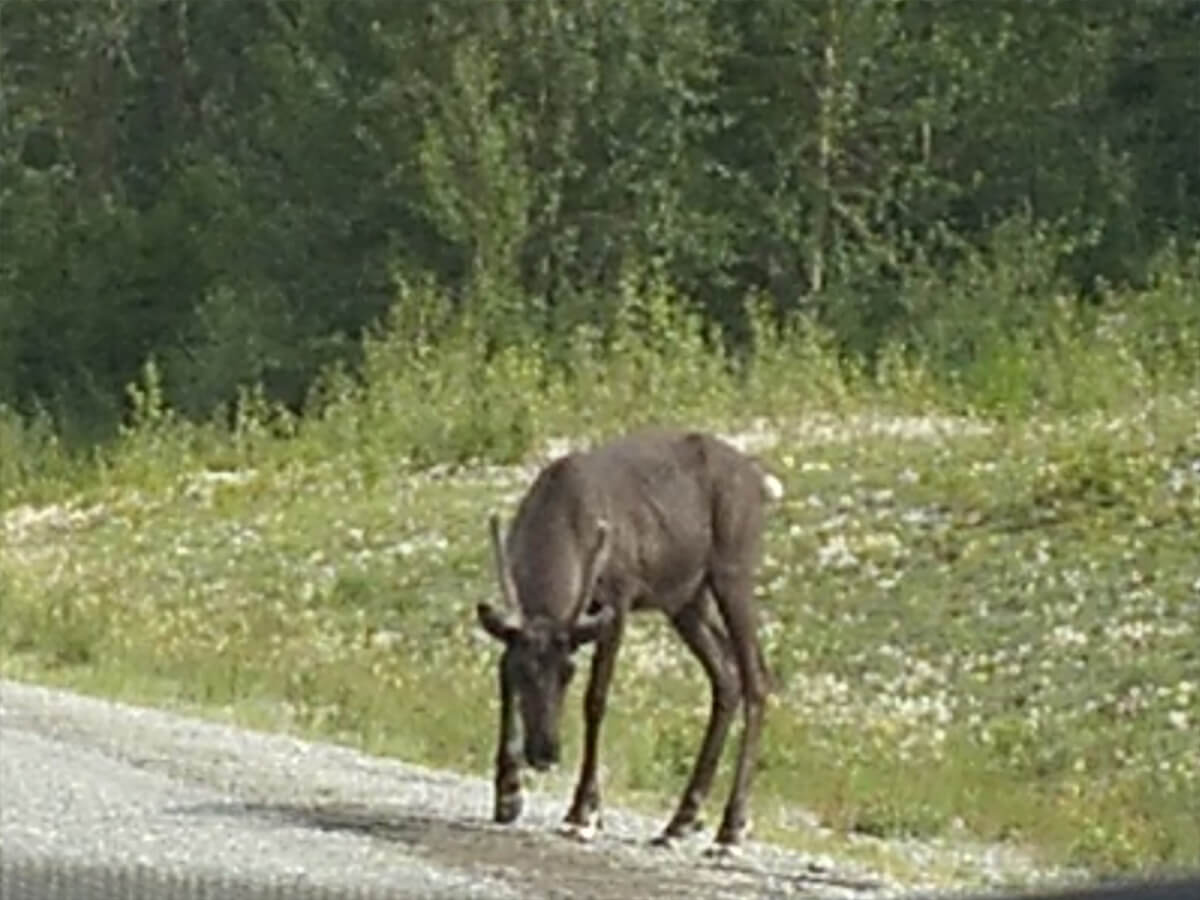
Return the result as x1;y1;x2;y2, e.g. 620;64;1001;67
316;280;546;468
1;581;106;669
3;0;1199;437
0;404;73;504
558;267;740;430
880;218;1199;419
102;358;194;490
418;36;533;326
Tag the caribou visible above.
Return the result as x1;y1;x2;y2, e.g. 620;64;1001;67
476;428;783;851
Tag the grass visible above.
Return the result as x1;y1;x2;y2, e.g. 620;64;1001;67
2;265;1199;890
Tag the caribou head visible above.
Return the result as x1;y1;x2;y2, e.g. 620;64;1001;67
476;513;613;771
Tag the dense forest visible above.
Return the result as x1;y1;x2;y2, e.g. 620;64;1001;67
2;0;1199;441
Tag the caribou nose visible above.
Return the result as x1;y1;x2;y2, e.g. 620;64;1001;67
525;736;559;771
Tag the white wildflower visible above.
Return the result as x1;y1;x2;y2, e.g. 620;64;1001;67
816;534;859;571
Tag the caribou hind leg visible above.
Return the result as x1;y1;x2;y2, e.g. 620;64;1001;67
706;565;770;851
652;592;741;846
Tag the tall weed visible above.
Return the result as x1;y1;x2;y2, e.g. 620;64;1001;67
0;404;75;503
896;217;1198;418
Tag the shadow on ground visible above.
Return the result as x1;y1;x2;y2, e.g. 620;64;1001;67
170;800;885;899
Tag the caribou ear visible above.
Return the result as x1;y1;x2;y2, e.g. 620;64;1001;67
569;604;615;649
477;602;523;643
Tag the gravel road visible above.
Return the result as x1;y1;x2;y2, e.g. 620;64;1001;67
1;678;905;899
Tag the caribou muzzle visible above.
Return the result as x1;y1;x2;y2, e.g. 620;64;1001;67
525;734;561;771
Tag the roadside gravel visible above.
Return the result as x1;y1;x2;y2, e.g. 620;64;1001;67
2;678;904;899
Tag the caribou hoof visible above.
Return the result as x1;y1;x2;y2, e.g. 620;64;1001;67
649;832;684;851
493;789;523;824
559;809;602;842
650;817;705;849
707;817;752;856
703;840;744;861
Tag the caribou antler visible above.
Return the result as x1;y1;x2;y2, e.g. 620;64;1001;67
489;513;520;612
568;518;611;628
477;513;523;642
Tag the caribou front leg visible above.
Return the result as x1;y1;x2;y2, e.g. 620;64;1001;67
493;656;524;823
562;615;623;840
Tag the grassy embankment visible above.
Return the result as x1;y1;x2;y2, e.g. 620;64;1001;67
2;266;1198;886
